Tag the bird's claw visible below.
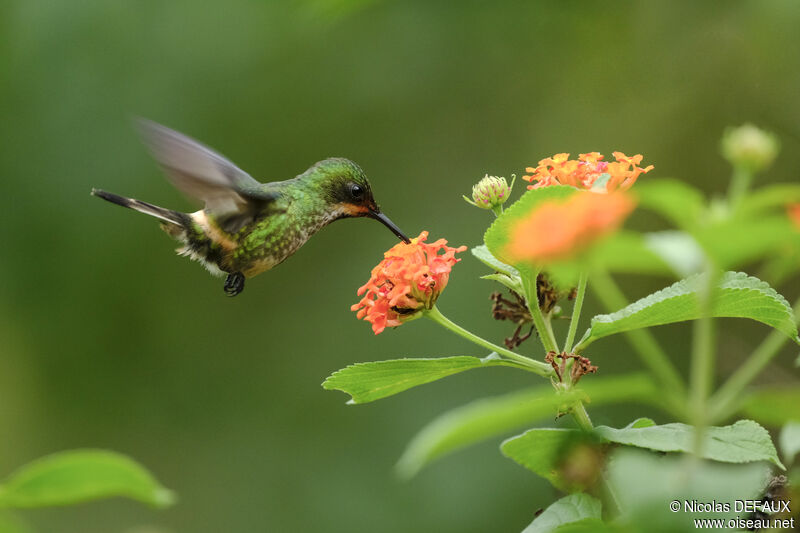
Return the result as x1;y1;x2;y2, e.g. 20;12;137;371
224;272;245;297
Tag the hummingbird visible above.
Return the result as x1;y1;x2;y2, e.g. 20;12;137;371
92;120;410;296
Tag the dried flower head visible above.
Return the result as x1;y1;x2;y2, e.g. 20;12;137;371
352;231;467;334
506;192;635;263
523;152;653;192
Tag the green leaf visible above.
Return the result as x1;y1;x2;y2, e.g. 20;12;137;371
322;356;511;404
0;512;33;533
576;272;800;351
779;422;800;465
739;387;800;426
505;420;783;488
522;493;601;533
595;419;784;469
501;429;598;491
552;519;617;533
397;388;588;479
480;273;523;294
694;216;797;270
471;244;521;278
739;183;800;216
635;178;706;230
588;231;672;276
0;450;174;509
396;374;658;478
607;448;768;531
484;185;577;276
644;231;705;277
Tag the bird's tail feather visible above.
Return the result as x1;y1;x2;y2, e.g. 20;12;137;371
91;188;187;226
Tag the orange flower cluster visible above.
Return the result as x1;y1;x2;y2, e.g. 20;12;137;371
352;231;467;334
506;192;636;263
523;152;653;192
789;204;800;229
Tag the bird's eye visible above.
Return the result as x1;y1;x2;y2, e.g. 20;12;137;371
350;184;365;201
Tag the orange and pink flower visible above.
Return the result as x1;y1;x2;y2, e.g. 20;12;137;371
523;152;653;192
352;231;467;334
789;203;800;229
506;192;636;263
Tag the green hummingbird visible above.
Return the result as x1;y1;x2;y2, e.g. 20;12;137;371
92;120;410;296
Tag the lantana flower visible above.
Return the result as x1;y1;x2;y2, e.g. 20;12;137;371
505;192;636;263
464;174;515;212
789;204;800;229
523;152;653;192
352;231;467;334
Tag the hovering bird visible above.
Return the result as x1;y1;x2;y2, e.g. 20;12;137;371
92;120;409;296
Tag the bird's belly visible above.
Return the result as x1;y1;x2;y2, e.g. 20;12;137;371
241;256;282;278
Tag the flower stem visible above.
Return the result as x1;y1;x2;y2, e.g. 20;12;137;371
571;400;593;431
688;268;719;455
425;305;554;378
491;204;503;217
564;273;588;354
708;295;800;422
523;275;560;353
588;269;686;411
727;166;754;211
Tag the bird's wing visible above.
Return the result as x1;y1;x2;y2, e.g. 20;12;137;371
137;119;278;232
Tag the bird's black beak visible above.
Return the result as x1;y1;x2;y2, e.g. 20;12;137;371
369;210;411;243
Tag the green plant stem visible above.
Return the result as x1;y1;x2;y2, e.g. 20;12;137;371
571;400;593;431
425;305;554;378
727;166;754;211
688;268;718;454
565;387;624;515
523;275;560;353
491;204;503;217
708;295;800;422
588;269;686;414
564;273;588;354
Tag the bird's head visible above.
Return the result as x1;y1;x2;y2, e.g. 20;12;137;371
314;158;410;243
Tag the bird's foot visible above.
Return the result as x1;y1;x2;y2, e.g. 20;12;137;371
224;272;245;297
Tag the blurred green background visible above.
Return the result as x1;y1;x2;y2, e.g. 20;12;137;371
1;1;799;531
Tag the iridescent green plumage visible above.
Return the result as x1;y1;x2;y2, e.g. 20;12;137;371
92;120;408;296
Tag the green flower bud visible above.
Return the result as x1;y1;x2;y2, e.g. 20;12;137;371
721;123;780;174
464;174;515;213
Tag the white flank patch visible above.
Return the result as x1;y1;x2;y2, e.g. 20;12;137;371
176;246;225;277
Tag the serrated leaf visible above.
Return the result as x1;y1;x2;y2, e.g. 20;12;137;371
779;422;800;465
635;178;706;230
396;374;658;478
501;429;597;491
739;387;800;426
594;419;784;469
505;420;783;487
576;272;800;351
322;356;511;404
0;450;174;509
522;493;602;533
471;244;521;278
607;448;768;530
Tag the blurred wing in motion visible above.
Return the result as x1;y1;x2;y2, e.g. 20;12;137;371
136;119;279;232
